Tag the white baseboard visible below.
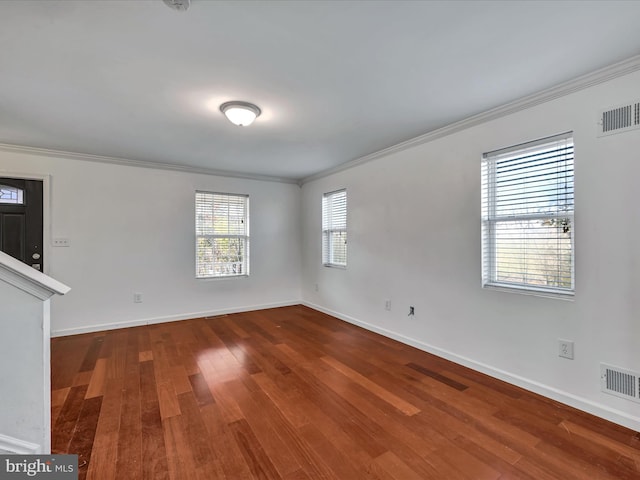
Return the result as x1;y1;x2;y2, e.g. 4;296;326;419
0;433;40;454
303;301;640;433
51;300;300;337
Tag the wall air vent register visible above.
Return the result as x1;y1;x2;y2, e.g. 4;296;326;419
598;99;640;136
600;363;640;404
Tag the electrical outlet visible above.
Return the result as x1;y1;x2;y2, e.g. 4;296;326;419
314;283;319;292
558;339;574;359
134;293;143;303
385;300;391;311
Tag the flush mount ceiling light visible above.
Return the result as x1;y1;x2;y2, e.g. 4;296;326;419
220;101;262;127
162;0;190;11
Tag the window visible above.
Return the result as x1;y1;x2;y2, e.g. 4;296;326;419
0;185;24;204
196;192;249;278
322;189;347;267
481;132;574;296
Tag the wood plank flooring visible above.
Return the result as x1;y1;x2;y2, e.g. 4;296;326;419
50;305;640;479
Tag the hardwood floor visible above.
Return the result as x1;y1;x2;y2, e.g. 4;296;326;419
50;305;640;479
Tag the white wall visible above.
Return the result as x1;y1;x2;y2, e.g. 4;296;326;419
1;64;638;434
0;151;302;335
0;280;48;452
301;69;640;431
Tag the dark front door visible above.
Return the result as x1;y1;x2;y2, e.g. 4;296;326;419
0;178;44;271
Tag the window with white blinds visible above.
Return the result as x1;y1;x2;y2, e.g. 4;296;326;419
481;132;574;295
322;189;347;267
195;192;249;278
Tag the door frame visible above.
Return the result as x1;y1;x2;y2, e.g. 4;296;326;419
0;172;51;275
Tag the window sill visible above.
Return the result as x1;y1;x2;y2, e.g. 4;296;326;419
483;282;574;301
323;263;346;270
196;274;250;281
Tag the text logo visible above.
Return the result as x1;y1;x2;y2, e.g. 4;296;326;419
0;455;77;479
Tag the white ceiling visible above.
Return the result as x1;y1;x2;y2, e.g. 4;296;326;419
2;1;640;182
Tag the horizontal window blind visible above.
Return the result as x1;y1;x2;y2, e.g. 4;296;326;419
322;189;347;267
196;192;249;278
482;132;574;294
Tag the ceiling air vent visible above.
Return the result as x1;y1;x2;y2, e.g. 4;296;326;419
600;363;640;404
598;100;640;137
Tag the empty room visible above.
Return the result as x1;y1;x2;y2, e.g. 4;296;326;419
1;1;639;479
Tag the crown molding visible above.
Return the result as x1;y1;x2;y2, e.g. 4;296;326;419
300;54;640;185
2;54;639;187
0;143;299;185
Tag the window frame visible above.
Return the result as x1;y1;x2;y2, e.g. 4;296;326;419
322;188;347;268
195;191;250;279
481;132;575;298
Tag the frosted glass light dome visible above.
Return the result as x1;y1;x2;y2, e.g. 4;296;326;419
220;101;261;127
